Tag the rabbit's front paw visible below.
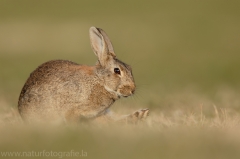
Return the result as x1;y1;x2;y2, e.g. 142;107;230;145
127;108;149;124
133;108;149;119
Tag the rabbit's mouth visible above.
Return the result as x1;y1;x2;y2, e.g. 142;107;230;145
117;92;129;98
120;93;133;98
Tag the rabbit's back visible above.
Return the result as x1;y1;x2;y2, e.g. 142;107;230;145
21;60;78;91
19;60;79;102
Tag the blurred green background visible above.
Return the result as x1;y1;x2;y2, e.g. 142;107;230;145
0;1;240;159
1;0;240;105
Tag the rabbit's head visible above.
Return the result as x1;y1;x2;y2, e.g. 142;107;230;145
90;27;135;98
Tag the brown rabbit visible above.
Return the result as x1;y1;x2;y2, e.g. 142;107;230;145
18;27;149;124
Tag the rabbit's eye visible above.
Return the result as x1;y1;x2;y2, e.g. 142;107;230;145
114;68;121;75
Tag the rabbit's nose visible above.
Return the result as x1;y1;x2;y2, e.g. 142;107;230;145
131;88;135;95
131;90;135;94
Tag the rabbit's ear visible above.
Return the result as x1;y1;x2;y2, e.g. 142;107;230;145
89;27;116;66
96;28;115;55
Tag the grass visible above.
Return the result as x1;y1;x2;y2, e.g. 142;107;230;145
1;88;240;159
1;0;240;158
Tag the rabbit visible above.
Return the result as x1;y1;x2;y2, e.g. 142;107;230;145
18;26;149;124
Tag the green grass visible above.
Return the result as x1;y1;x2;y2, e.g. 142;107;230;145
1;0;240;158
